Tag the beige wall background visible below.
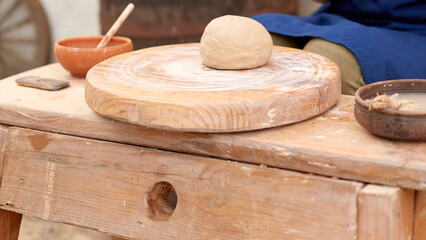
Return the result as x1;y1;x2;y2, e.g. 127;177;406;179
38;0;101;62
39;0;101;39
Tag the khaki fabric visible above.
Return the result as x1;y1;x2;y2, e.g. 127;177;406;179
270;33;309;49
272;35;365;95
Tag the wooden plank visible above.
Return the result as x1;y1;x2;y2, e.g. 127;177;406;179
0;209;23;240
0;127;363;239
413;191;426;240
0;124;8;239
0;125;8;184
0;64;425;191
0;126;22;240
358;184;414;240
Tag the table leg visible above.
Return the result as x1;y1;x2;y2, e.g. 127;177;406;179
358;184;414;239
0;209;23;240
413;191;426;240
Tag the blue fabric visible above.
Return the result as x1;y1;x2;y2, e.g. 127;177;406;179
252;0;426;84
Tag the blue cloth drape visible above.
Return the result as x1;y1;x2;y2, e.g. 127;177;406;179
252;0;426;84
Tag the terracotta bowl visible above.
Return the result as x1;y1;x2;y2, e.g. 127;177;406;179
54;36;133;78
354;79;426;141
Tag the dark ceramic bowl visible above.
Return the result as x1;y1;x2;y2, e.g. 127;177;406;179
354;79;426;141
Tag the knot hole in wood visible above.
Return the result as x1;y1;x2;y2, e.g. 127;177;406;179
145;181;177;221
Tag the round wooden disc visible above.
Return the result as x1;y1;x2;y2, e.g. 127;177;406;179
85;43;340;132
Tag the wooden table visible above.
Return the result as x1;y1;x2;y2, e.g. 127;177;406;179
0;64;425;239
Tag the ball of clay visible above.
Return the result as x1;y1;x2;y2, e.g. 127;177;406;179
200;15;273;70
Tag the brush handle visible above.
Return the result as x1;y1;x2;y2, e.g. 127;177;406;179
97;3;134;48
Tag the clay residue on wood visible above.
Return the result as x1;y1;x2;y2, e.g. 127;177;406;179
365;93;419;111
27;133;52;151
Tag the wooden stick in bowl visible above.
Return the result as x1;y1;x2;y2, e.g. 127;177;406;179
97;3;135;48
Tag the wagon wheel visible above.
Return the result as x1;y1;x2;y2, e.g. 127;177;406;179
0;0;51;79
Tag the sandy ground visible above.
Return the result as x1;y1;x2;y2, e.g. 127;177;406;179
19;216;111;240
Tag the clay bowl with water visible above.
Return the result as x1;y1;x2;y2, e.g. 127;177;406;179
354;79;426;141
54;36;133;78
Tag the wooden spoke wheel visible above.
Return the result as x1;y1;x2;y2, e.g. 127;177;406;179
0;0;50;79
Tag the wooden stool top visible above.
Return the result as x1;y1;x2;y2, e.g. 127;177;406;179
0;64;425;190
